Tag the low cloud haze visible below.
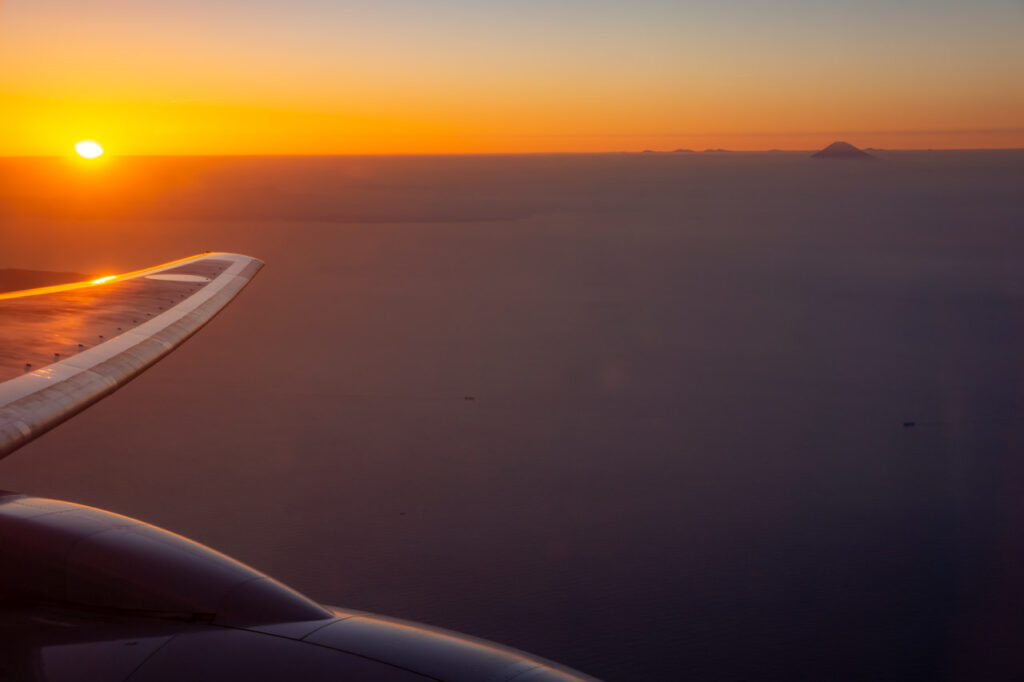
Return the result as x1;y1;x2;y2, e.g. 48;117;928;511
1;152;1023;679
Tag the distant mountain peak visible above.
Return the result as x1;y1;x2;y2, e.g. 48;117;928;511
812;141;872;159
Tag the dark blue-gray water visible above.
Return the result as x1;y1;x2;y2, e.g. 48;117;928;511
1;151;1023;680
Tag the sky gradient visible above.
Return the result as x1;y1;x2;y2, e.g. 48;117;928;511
1;0;1022;154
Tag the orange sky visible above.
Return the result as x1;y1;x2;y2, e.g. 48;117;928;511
1;0;1022;154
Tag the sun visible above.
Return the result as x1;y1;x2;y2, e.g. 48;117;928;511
74;140;104;159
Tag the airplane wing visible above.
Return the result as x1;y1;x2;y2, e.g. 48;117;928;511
0;252;263;459
0;252;600;681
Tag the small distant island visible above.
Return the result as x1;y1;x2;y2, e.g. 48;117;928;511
812;141;873;159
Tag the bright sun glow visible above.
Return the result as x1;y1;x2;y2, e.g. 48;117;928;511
91;275;116;285
75;140;104;159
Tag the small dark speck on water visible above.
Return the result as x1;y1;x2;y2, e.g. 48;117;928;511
903;422;916;428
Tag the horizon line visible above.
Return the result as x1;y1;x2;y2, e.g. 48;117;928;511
2;147;1023;160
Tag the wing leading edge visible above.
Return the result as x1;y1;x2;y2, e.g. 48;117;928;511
0;252;263;459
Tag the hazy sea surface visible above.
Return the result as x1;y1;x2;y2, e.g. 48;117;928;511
1;152;1023;680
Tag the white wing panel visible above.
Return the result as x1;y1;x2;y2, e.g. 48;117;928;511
0;253;262;458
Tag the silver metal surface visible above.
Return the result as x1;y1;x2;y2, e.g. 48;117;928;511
0;493;330;623
306;614;597;682
0;253;263;459
0;494;601;681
